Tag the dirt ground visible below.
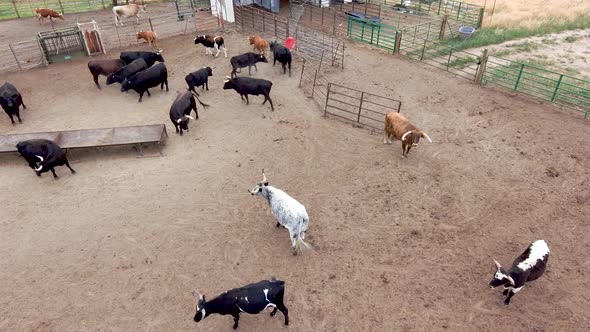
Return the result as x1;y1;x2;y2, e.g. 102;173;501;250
1;27;590;332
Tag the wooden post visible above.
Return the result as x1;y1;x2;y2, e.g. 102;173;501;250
101;0;106;10
274;17;277;37
457;2;462;20
11;0;20;18
57;0;65;14
357;92;364;123
8;44;22;71
149;17;154;31
420;39;427;61
321;7;324;25
364;1;368;15
394;31;402;54
240;6;244;31
478;8;485;28
439;15;448;40
474;48;488;84
446;48;453;70
324;83;331;116
437;0;442;15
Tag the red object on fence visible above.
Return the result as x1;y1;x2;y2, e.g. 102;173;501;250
285;37;296;50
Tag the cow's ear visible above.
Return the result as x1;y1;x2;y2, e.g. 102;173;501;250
263;181;269;186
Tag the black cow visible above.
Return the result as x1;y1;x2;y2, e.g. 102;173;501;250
106;58;148;85
121;63;169;102
229;52;268;79
120;51;164;67
269;41;292;76
16;139;75;179
0;82;26;124
169;91;209;135
193;278;289;330
88;59;126;89
223;76;274;111
185;67;213;95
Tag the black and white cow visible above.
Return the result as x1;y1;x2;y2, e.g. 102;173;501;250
0;82;27;124
229;52;268;79
269;41;292;76
489;240;550;305
169;90;208;135
185;67;213;95
223;76;274;111
106;58;148;85
193;278;289;330
121;62;168;102
194;35;227;58
119;51;164;67
16;139;75;179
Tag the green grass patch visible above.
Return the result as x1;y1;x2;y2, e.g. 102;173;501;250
441;14;590;51
493;49;512;57
506;41;539;53
541;38;558;45
565;35;577;43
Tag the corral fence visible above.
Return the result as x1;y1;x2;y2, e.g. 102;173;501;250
482;56;590;119
0;5;220;72
235;4;345;69
0;0;210;21
299;57;402;131
324;82;401;130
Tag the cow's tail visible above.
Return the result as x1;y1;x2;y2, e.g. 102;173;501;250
294;221;311;254
190;91;210;108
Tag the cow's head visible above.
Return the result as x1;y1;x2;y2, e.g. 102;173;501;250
193;294;208;323
121;78;133;92
489;259;515;288
248;169;269;196
136;31;143;39
222;76;234;90
401;130;432;147
269;40;278;51
248;36;256;45
203;66;213;76
194;35;207;45
0;93;19;112
106;73;118;85
139;5;147;13
177;115;193;130
256;54;268;64
153;51;165;63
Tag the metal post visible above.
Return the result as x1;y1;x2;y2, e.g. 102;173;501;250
333;11;337;35
439;15;448;40
57;0;64;14
443;46;453;70
364;1;368;15
457;2;462;20
514;63;525;90
437;0;442;15
478;8;484;28
274;17;277;37
420;39;427;61
8;44;22;71
357;92;364;123
321;7;324;25
311;68;318;98
149;17;154;31
551;74;564;102
101;0;106;10
394;31;402;54
318;49;325;73
299;59;305;88
11;0;20;18
324;83;331;116
262;14;265;32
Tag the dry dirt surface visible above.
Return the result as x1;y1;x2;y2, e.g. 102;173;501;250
1;31;590;332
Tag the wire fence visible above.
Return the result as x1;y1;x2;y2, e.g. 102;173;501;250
0;5;220;73
0;0;210;21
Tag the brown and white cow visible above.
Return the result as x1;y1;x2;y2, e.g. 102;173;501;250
113;4;146;26
383;111;432;158
34;8;64;25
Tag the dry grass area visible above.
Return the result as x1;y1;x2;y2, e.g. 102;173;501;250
468;0;590;28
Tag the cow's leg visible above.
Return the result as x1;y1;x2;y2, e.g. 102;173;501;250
401;142;407;158
189;84;195;93
406;144;413;157
248;65;252;76
383;129;388;144
146;89;151;97
282;63;286;74
270;307;278;317
222;46;227;58
264;95;274;111
64;158;76;174
136;15;140;25
276;222;280;227
244;95;249;105
504;291;515;305
7;114;15;124
138;91;144;102
502;288;509;296
50;168;58;179
232;314;240;330
15;109;22;123
174;123;179;134
273;57;276;66
254;64;258;72
93;74;101;89
240;94;244;101
276;302;289;325
165;80;169;91
288;61;291;77
290;232;298;255
179;126;184;136
205;81;209;91
214;44;220;57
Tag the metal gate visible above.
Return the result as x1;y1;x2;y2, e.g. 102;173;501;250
37;27;87;64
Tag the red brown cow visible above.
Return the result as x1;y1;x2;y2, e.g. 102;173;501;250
34;8;64;25
136;31;159;50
